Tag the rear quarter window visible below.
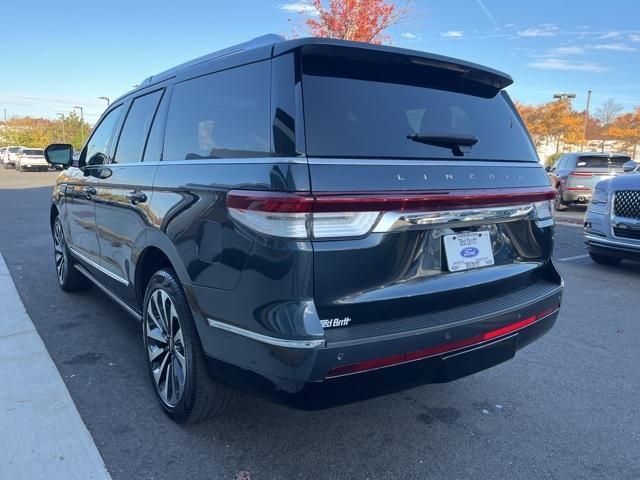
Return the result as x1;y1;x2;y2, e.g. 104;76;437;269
163;61;271;160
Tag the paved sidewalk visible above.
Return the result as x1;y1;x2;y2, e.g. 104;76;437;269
0;252;111;480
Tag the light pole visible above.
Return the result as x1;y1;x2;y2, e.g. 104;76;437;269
98;96;110;108
73;106;84;144
583;90;592;148
553;93;576;101
56;113;65;142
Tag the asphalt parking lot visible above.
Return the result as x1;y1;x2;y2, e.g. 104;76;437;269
0;170;638;480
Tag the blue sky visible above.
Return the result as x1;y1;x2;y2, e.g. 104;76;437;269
1;0;639;124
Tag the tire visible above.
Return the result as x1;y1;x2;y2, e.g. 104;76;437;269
2;162;8;169
589;251;622;266
554;186;568;211
143;269;233;423
52;216;92;291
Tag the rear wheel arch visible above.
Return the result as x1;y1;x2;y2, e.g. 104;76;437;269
50;205;59;231
135;246;174;307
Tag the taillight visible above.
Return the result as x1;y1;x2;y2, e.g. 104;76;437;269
227;187;556;239
571;171;594;177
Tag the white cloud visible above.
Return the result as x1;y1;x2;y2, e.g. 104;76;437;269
528;58;608;73
630;34;640;42
548;46;585;55
442;30;464;38
401;32;417;39
598;31;619;39
277;2;319;16
503;23;516;28
517;25;558;37
593;42;637;52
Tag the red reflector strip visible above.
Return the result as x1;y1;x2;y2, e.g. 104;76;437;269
571;172;594;177
227;187;557;214
566;187;590;191
325;305;560;378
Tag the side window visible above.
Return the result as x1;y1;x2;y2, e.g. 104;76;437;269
84;106;123;166
553;157;563;170
143;91;170;162
163;61;271;160
114;90;164;164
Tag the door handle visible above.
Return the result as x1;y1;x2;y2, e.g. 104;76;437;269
83;185;97;199
126;190;147;205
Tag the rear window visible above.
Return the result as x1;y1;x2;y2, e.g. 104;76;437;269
9;147;20;153
301;48;537;161
23;149;43;156
576;156;630;169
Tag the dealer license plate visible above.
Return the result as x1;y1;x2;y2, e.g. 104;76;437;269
443;231;494;272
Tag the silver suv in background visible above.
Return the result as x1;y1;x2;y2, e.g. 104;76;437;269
584;162;640;265
15;147;48;172
547;152;631;211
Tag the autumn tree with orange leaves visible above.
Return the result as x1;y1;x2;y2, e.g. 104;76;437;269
607;108;640;158
305;0;413;45
515;98;640;161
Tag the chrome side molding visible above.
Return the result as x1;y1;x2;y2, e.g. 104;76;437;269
74;264;142;321
207;319;325;349
68;246;130;286
373;204;535;232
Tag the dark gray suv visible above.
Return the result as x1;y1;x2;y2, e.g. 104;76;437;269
44;35;563;423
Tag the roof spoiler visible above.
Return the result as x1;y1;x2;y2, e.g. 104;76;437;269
275;38;513;94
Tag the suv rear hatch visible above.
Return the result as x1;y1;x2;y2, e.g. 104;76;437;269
298;44;557;332
566;155;630;192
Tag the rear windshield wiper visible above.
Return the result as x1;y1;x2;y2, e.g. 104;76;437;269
407;133;478;157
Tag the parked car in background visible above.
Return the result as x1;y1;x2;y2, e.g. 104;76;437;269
623;160;639;173
0;147;7;166
3;146;25;169
546;152;631;211
44;35;562;424
16;147;48;172
585;165;640;265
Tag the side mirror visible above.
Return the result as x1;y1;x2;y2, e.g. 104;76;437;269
622;161;637;173
545;165;552;172
44;144;73;168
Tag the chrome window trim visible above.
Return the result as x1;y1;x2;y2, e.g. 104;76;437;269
306;158;545;167
372;204;535;233
68;246;130;286
207;319;325;349
96;157;307;166
74;264;141;321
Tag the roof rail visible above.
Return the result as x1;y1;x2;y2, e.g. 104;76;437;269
139;34;285;87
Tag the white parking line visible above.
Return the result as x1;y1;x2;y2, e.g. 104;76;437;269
557;254;590;262
0;252;111;480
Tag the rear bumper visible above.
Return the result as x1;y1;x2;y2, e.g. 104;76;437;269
585;234;640;262
196;279;563;408
563;189;592;203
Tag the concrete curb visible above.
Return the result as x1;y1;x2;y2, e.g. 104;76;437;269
0;252;111;480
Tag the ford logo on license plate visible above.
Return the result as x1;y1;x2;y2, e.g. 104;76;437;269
460;246;479;258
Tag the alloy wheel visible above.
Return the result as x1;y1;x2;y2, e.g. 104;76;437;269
145;289;187;406
53;220;66;285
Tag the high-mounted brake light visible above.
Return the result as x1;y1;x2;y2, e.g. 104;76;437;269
227;187;556;239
